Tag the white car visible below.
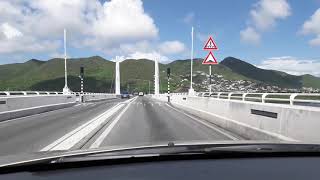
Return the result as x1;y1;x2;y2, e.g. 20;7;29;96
138;92;144;96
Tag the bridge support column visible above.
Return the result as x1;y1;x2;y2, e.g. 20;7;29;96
154;57;160;95
115;57;121;95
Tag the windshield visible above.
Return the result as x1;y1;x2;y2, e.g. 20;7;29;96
0;0;320;163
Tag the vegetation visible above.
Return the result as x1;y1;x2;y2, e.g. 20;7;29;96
0;56;319;92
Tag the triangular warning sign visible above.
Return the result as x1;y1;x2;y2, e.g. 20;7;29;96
203;36;218;50
202;51;218;65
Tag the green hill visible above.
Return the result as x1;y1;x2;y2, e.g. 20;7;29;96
220;57;316;88
302;74;320;89
0;56;319;92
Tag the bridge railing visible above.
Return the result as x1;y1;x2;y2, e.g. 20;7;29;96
0;91;114;97
169;92;320;107
0;91;64;96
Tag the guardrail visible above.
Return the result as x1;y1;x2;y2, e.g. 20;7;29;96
0;91;114;96
168;92;320;107
0;91;63;96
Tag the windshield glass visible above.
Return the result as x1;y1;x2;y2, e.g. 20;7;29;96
0;0;320;162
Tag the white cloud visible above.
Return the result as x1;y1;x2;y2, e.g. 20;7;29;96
88;0;158;48
309;36;320;46
183;12;195;25
196;32;209;42
126;51;170;63
240;0;291;45
250;0;291;31
0;35;59;54
158;41;186;55
257;56;320;77
240;27;261;44
0;23;22;39
0;0;159;57
301;9;320;46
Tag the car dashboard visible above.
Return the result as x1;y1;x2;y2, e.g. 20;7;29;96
1;157;319;179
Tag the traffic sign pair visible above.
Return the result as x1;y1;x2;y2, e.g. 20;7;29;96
202;36;218;65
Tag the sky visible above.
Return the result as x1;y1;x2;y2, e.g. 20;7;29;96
0;0;320;76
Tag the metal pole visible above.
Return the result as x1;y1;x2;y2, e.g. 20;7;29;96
167;77;170;102
80;77;84;103
190;26;194;90
209;65;212;94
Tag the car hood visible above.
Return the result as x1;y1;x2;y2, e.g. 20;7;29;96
0;140;319;168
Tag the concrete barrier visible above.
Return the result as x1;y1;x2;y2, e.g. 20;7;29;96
153;94;320;143
82;94;117;102
0;95;76;121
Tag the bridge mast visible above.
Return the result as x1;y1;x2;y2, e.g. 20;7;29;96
188;26;195;96
154;56;160;95
115;56;121;95
63;29;71;94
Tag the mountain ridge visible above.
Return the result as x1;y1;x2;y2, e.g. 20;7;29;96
0;56;319;92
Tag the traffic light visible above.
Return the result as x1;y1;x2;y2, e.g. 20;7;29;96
80;66;84;78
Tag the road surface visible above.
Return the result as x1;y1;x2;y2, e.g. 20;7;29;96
0;96;240;156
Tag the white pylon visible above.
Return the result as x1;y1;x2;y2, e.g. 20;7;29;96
63;28;71;94
154;56;160;95
188;26;195;96
115;56;121;95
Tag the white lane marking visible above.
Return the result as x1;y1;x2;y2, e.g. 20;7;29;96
41;104;124;151
41;98;134;151
74;104;82;107
165;104;239;140
90;97;137;149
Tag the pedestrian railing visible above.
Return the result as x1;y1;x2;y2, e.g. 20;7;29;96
169;92;320;107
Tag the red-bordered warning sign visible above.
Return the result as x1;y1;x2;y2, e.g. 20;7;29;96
203;36;218;50
202;51;218;65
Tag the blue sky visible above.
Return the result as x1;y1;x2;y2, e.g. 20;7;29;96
143;0;320;62
0;0;320;76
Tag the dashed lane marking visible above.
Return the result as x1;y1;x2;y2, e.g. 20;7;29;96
41;98;135;151
89;97;137;149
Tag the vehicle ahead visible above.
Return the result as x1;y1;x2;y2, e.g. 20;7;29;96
121;91;130;99
138;92;144;96
1;141;320;179
133;92;139;96
203;92;210;97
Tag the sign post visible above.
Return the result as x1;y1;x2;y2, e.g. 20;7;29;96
203;36;219;94
209;65;212;94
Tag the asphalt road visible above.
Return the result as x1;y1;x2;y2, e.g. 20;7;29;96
0;99;125;156
0;96;239;157
86;96;237;149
